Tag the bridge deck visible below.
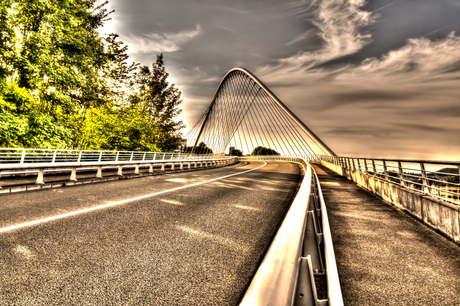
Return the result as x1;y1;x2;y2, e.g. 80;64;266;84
313;164;460;306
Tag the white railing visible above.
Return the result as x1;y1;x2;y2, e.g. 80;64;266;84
0;148;235;191
321;155;460;206
0;148;224;164
238;156;343;306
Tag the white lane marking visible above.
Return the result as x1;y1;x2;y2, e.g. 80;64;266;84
0;163;267;234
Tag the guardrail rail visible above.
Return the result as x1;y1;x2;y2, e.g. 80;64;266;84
321;155;460;205
238;156;343;306
0;148;236;192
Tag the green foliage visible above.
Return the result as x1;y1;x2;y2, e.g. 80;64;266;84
251;146;280;156
0;1;183;152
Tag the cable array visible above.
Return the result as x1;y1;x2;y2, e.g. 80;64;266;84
185;68;335;157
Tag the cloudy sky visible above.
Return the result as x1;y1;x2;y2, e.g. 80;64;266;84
102;0;460;160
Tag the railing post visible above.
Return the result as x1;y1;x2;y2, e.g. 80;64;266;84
20;149;26;164
398;161;405;187
352;159;357;172
364;159;368;174
52;150;57;163
372;160;377;178
130;152;133;161
115;151;119;162
77;151;82;163
357;159;362;173
98;151;102;162
153;152;157;160
420;163;429;194
383;161;388;182
142;153;146;161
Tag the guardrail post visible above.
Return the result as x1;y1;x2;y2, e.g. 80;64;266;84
357;159;362;173
134;164;139;175
420;163;429;194
142;153;146;161
180;162;183;170
98;151;102;162
153;152;157;161
96;166;103;178
129;152;133;161
161;164;165;171
162;153;166;160
36;169;45;185
383;161;388;182
398;161;405;187
149;164;154;173
20;149;26;164
70;167;77;181
171;163;175;170
52;150;57;163
194;162;198;168
117;165;123;176
372;160;377;178
364;159;368;174
77;151;82;163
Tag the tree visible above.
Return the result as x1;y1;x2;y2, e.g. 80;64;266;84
251;146;280;156
132;54;184;151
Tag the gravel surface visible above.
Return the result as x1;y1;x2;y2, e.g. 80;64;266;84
0;161;300;305
313;164;460;306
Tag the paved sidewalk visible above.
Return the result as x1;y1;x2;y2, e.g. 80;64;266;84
313;164;460;306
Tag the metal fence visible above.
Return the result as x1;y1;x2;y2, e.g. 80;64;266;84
239;156;343;306
0;148;225;165
320;155;460;206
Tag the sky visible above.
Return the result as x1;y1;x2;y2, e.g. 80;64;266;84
101;0;460;161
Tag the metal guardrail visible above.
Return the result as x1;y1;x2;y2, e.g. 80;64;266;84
238;156;343;306
0;148;224;164
320;155;460;206
0;148;235;189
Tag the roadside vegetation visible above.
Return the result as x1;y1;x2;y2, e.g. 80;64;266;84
0;0;183;151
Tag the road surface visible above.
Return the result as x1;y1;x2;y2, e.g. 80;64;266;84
0;161;300;305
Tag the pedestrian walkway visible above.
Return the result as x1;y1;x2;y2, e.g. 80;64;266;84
312;164;460;306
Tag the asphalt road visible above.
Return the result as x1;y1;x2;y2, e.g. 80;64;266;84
0;161;300;305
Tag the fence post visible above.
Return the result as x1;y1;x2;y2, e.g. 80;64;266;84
115;151;119;162
383;161;388;182
20;149;26;164
398;161;405;187
98;151;102;162
420;163;429;194
372;160;377;178
77;151;82;163
363;159;368;174
52;150;57;163
130;152;133;161
142;153;146;161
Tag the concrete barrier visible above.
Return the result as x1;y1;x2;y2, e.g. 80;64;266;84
321;160;460;244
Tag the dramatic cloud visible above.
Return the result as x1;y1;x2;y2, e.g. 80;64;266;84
122;25;202;53
281;0;374;67
103;0;460;160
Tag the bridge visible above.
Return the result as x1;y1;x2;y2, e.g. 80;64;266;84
1;68;459;306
